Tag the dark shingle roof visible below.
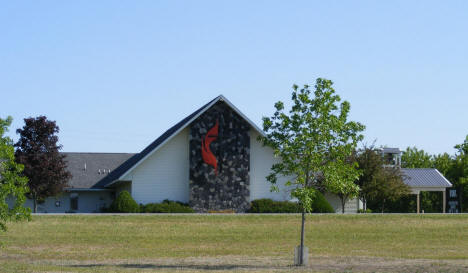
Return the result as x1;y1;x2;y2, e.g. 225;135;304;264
63;152;136;189
401;168;452;188
382;147;401;154
91;96;220;188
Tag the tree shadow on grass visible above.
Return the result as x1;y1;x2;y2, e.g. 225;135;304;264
70;263;291;271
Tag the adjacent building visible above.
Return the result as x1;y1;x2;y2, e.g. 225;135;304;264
381;148;453;213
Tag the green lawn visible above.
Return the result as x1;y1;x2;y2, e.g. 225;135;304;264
0;214;467;272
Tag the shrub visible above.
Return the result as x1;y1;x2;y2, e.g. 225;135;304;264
249;192;334;213
109;191;139;213
140;200;194;213
312;191;335;213
248;198;301;213
358;208;372;213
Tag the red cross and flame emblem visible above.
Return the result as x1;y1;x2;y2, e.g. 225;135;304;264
201;120;219;175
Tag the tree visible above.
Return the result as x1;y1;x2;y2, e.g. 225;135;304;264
401;147;432;168
354;146;410;213
0;116;30;231
353;146;383;211
433;153;454;177
14;116;71;213
454;135;468;211
261;78;364;265
369;166;410;212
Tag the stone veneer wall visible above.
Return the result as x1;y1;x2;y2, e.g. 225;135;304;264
189;101;250;212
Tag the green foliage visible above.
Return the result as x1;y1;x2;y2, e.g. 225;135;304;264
260;78;365;213
109;191;139;213
248;199;301;213
14;116;71;213
367;166;411;213
454;135;468;211
401;147;432;168
433;153;453;176
0;116;30;231
420;191;443;213
397;141;468;212
140;200;194;213
358;208;372;213
355;146;410;213
248;194;334;213
310;191;335;213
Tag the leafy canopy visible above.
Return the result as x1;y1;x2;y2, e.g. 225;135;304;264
0;116;30;231
14;116;71;211
261;78;365;212
454;135;468;186
401;147;432;168
355;147;410;203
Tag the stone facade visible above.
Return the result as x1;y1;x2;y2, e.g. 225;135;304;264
189;101;250;212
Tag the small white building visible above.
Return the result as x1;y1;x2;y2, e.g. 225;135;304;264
21;95;360;213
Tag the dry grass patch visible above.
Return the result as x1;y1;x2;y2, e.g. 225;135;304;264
0;214;467;272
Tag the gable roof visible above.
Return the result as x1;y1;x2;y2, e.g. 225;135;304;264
63;152;135;189
94;95;264;188
401;168;452;188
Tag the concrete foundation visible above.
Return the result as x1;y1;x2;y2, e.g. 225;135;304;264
294;246;309;266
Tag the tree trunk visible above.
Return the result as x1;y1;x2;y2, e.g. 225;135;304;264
33;197;37;213
341;197;346;214
363;197;367;211
299;210;306;266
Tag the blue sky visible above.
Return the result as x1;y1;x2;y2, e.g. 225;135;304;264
1;1;467;155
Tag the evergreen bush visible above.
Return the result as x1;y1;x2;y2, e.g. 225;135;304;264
312;191;335;213
109;191;139;213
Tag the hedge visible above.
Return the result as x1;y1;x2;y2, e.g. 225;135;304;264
140;200;194;213
248;192;334;213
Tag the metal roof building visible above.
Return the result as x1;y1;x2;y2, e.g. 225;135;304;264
401;168;452;189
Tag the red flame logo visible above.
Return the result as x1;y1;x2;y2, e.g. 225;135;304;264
201;120;219;175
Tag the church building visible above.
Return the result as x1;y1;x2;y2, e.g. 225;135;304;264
22;95;363;213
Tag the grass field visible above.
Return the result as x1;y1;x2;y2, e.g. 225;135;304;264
0;214;467;272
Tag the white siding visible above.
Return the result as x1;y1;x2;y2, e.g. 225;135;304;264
115;182;132;196
9;191;113;213
249;129;360;214
129;127;190;204
324;193;360;213
250;130;291;201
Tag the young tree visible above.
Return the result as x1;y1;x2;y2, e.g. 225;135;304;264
14;116;71;213
261;78;364;265
0;116;30;231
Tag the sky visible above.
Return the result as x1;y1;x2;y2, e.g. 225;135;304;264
1;1;467;155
